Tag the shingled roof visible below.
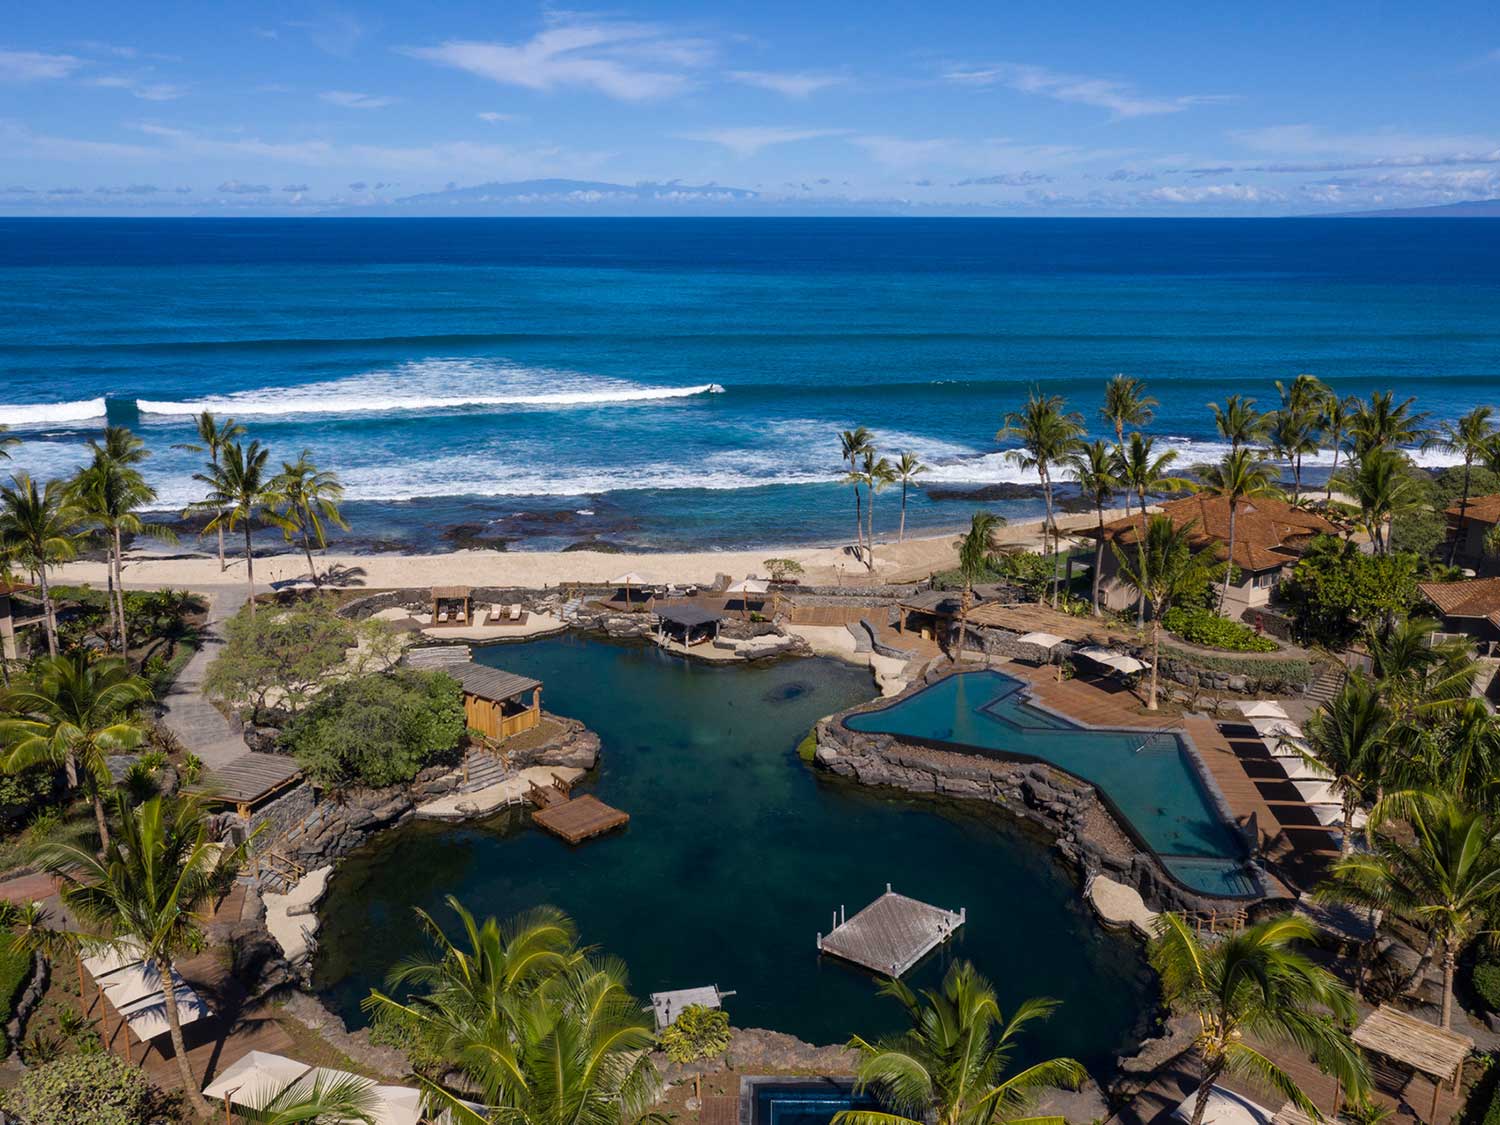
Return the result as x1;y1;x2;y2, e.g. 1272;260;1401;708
1418;576;1500;628
1444;494;1500;525
447;662;542;703
1086;495;1337;571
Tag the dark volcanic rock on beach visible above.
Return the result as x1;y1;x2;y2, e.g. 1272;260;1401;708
926;483;1044;502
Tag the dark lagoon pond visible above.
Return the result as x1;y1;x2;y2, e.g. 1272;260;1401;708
312;635;1157;1073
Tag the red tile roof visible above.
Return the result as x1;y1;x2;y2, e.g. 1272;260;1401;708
1086;494;1338;571
1417;577;1500;627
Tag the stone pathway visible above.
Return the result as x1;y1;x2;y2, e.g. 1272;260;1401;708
161;590;251;768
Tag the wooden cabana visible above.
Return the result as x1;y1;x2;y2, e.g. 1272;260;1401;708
431;585;473;627
655;604;723;647
1352;1004;1473;1122
449;662;543;741
188;752;304;818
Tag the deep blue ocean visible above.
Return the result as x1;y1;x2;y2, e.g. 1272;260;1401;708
2;217;1497;551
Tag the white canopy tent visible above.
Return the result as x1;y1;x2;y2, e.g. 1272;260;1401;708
1249;716;1305;742
81;940;147;980
725;578;770;595
608;572;650;587
118;987;211;1042
1172;1085;1275;1125
1277;757;1333;782
1076;646;1150;676
1238;700;1290;720
1015;631;1067;650
204;1052;424;1125
1291;779;1340;806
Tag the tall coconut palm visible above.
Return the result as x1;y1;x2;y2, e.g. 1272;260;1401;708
1063;441;1118;615
1319;391;1357;504
1110;515;1219;710
195;440;283;616
1115;433;1196;626
1101;375;1157;516
1322;789;1500;1028
1336;449;1423;555
1150;913;1367;1125
1208;395;1267;455
72;427;176;655
0;473;82;656
1365;615;1477;727
0;651;151;849
894;452;928;543
839;428;875;565
953;512;1004;663
832;960;1084;1125
174;411;246;572
999;391;1084;608
1428;406;1497;565
1350;391;1429;458
862;452;897;573
1296;673;1391;855
33;793;248;1116
1270;376;1325;504
1196;449;1282;614
273;451;349;587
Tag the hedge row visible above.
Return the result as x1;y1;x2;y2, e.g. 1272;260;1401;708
1157;643;1316;688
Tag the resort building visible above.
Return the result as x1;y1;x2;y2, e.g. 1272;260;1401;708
0;580;37;662
448;663;544;741
1443;493;1500;568
1417;576;1500;651
1085;495;1338;619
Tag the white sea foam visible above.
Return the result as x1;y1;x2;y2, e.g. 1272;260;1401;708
0;398;108;426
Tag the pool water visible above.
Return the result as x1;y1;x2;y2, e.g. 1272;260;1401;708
844;671;1254;896
312;636;1156;1074
750;1079;876;1125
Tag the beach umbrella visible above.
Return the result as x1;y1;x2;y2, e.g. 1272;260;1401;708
609;571;650;610
726;578;770;619
1237;700;1290;720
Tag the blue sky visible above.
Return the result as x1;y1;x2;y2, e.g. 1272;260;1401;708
3;2;1499;215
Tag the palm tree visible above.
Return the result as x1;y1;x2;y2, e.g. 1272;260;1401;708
999;391;1084;608
175;411;246;572
1350;391;1429;458
1110;515;1219;710
33;793;248;1115
0;424;18;460
1150;913;1367;1125
1322;789;1500;1028
832;961;1084;1125
195;440;283;615
1319;391;1357;504
1270;377;1325;505
1428;406;1496;565
1063;441;1118;615
1296;673;1390;855
840;428;874;564
0;652;151;849
953;512;1004;663
1208;395;1267;454
1335;449;1422;555
273;451;349;587
1196;450;1282;614
1366;615;1477;728
71;427;176;655
0;473;82;655
862;452;897;573
229;1071;380;1124
894;452;928;543
1115;433;1196;626
1101;375;1157;516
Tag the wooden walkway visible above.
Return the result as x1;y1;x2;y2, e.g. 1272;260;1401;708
817;887;964;976
532;794;630;844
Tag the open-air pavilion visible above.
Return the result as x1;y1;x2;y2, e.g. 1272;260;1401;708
1352;1004;1473;1122
654;603;723;647
431;585;474;627
448;662;543;741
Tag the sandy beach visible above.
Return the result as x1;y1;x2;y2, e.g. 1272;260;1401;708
58;508;1132;594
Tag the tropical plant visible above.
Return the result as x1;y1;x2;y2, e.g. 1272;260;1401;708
1319;391;1357;504
894;451;928;543
999;390;1084;607
1278;536;1421;646
1;1048;153;1125
272;450;349;587
194;439;283;615
1269;376;1326;504
840;427;874;564
32;792;249;1116
1063;440;1118;615
763;558;805;583
1101;374;1158;516
203;599;356;722
1336;449;1424;555
1150;913;1367;1125
1365;615;1476;727
1160;606;1277;653
229;1070;381;1124
1428;406;1497;565
1295;673;1390;855
174;410;246;572
861;451;897;573
1196;449;1282;613
953;512;1004;662
1110;515;1220;710
1350;391;1429;458
0;651;151;848
1322;789;1500;1028
658;1004;731;1102
1208;395;1267;454
832;960;1084;1125
0;473;81;655
1114;433;1195;625
0;424;18;460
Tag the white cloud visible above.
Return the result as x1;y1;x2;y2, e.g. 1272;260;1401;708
679;126;849;157
853;135;958;167
319;90;397;109
0;49;84;82
727;70;845;98
944;62;1223;119
90;75;188;101
1142;183;1284;204
477;111;515;123
404;15;712;101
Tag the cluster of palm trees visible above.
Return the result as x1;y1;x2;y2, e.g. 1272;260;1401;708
837;427;929;572
0;411;349;651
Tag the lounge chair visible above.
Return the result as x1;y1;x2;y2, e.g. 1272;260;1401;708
485;604;505;625
438;611;449;624
509;603;523;622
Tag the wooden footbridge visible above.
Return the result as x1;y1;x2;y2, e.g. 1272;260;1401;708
817;885;965;977
527;774;630;844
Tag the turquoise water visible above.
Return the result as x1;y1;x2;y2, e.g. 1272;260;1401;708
844;672;1253;896
312;636;1156;1073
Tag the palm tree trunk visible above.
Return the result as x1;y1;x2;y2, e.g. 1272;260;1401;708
37;564;58;656
104;538;120;651
1401;932;1437;996
216;519;226;572
1441;939;1457;1029
1136;486;1149;627
1091;507;1105;616
1146;619;1161;710
157;955;210;1116
1327;446;1340;503
1293;454;1302;505
63;750;77;790
853;485;864;564
244;523;256;618
1218;502;1238;615
866;486;876;573
1340;793;1356;857
90;783;110;851
1189;1059;1226;1125
899;481;908;543
113;526;128;658
1449;458;1472;566
1041;468;1059;609
954;585;971;664
302;524;320;587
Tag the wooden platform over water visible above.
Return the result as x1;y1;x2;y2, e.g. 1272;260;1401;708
817;886;964;976
532;793;630;844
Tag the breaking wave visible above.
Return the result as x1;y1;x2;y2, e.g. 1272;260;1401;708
0;398;108;426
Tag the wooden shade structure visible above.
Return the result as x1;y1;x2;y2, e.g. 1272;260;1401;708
449;662;543;741
1352;1005;1473;1121
655;603;722;646
431;585;473;627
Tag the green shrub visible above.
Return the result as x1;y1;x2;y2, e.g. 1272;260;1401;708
1163;606;1279;653
2;1049;151;1124
1280;536;1421;648
796;732;818;762
1474;959;1500;1012
282;669;466;789
658;1004;731;1064
204;599;356;722
0;929;32;1026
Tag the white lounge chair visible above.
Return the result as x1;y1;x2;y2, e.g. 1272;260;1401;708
509;603;522;621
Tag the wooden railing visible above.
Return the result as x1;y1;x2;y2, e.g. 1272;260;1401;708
1184;907;1248;935
499;708;541;739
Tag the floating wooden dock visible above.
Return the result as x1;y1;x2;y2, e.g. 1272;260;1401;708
531;794;630;844
648;985;736;1030
817;885;965;977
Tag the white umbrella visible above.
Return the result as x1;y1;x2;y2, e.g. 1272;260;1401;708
1076;646;1150;675
1277;757;1332;781
1172;1084;1274;1125
204;1051;313;1104
1266;736;1311;759
1249;716;1304;741
1291;779;1339;806
725;578;770;594
370;1085;426;1125
609;572;651;610
1015;631;1066;649
1238;700;1290;720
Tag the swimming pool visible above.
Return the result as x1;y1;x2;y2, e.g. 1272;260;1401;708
843;671;1256;897
746;1078;876;1125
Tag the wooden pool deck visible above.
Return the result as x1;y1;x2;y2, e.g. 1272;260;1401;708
532;793;630;844
817;887;964;976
